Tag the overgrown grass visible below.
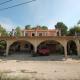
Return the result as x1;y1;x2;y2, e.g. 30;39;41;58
0;71;46;80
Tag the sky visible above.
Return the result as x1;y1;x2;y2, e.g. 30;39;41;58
0;0;80;31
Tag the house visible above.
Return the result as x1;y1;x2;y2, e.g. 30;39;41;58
21;27;59;37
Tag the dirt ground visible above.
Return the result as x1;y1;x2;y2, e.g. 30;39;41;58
0;54;80;80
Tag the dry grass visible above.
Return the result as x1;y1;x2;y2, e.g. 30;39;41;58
0;54;80;80
0;71;47;80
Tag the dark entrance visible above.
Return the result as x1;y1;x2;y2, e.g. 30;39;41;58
67;40;77;55
9;40;34;55
0;40;6;56
37;40;64;56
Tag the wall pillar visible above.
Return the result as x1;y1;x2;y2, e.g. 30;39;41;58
33;38;38;54
75;40;80;57
5;45;9;56
34;45;37;53
5;41;14;56
58;29;61;36
24;31;25;36
5;42;10;56
35;30;37;36
63;41;67;59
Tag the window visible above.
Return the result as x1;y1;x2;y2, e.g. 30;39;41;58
39;33;42;36
32;33;35;36
25;33;28;36
24;44;29;48
45;32;47;36
57;32;59;36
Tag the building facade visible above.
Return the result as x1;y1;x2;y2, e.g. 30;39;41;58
21;28;59;37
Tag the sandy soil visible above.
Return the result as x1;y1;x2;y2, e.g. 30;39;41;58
0;54;80;80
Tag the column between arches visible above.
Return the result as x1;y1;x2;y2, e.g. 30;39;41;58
75;40;80;57
5;40;15;56
59;40;67;59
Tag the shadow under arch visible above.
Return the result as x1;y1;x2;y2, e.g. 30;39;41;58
9;40;34;55
0;40;7;56
37;40;64;56
67;40;77;55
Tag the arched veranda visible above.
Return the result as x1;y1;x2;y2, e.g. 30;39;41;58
37;40;64;56
67;40;77;55
9;40;34;55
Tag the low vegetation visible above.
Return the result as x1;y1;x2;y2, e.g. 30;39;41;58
0;71;46;80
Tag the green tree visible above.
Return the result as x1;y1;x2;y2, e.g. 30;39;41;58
55;22;68;36
68;26;80;36
0;40;6;49
32;25;48;30
41;26;48;30
15;27;21;37
0;25;8;36
32;25;41;30
77;20;80;25
25;25;31;29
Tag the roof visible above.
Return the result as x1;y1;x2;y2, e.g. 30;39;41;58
22;29;58;32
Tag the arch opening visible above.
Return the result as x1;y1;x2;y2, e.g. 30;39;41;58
67;40;77;55
0;40;7;56
9;40;34;55
37;40;64;56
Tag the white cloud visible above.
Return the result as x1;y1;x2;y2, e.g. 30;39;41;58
45;19;57;29
0;18;16;31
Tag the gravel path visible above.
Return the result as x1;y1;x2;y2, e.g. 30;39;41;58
0;54;80;80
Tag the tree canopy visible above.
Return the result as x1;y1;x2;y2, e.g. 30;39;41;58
32;25;48;30
25;25;31;30
41;26;48;30
0;21;80;37
15;26;21;37
68;26;80;36
0;25;8;36
55;22;68;36
0;40;6;49
77;20;80;25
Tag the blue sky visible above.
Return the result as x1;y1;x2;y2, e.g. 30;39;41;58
0;0;80;31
